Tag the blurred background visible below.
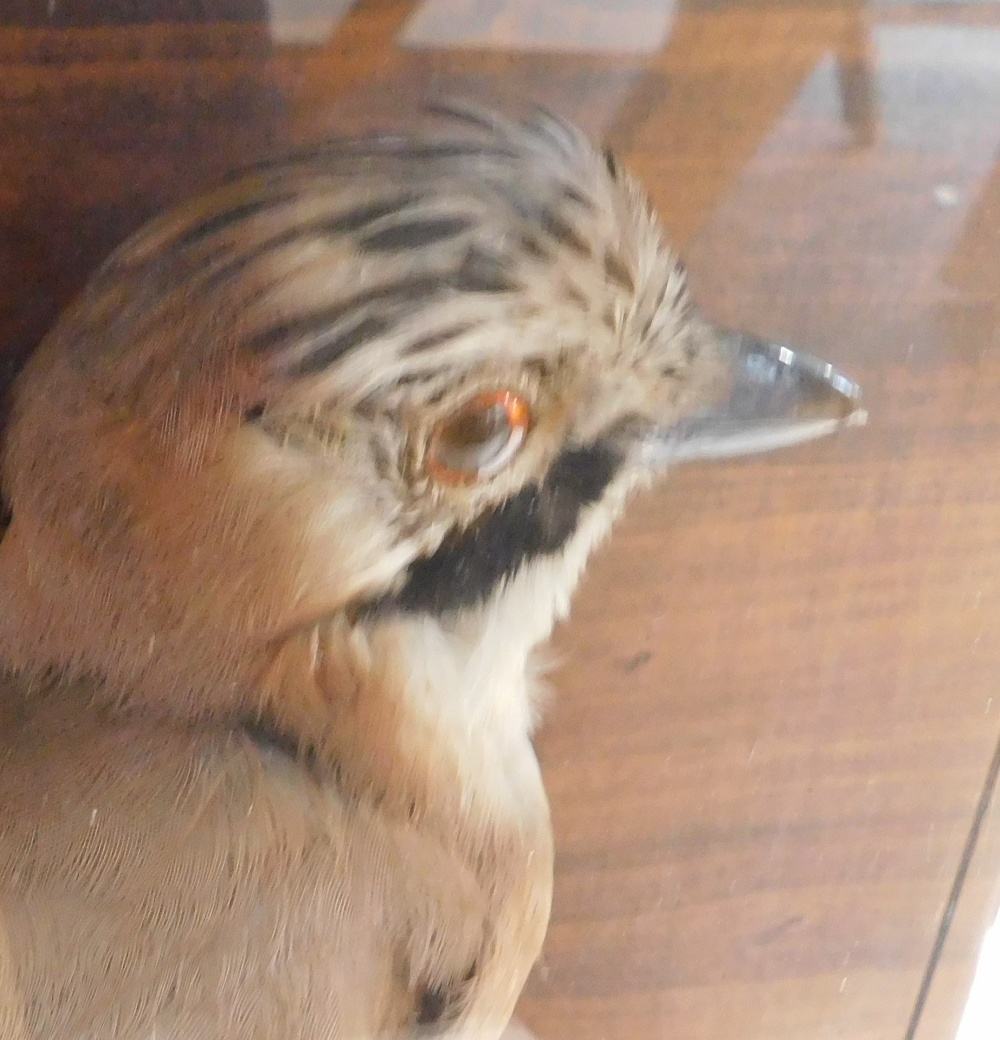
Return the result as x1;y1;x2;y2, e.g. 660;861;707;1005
2;2;1000;1037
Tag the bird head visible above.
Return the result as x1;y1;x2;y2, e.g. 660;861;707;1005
0;104;861;782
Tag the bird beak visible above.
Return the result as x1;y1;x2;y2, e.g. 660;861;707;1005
640;330;866;466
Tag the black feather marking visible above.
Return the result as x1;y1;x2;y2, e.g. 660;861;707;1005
244;276;443;357
518;232;552;262
416;987;449;1025
243;245;511;368
397;141;517;162
360;441;623;618
563;282;590;308
402;322;480;356
171;192;297;250
241;720;323;777
538;208;591;258
202;195;417;280
197;195;420;289
561;183;593;209
307;195;421;237
602;147;620;179
242;719;301;760
603;250;635;293
287;314;394;376
449;246;518;295
426;99;501;132
359;215;472;253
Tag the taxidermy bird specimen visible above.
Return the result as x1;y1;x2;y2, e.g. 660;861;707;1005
0;104;862;1040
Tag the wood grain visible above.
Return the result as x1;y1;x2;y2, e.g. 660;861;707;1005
2;2;1000;1038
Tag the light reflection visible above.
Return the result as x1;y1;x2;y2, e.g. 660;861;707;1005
956;912;1000;1039
265;0;357;43
401;0;679;53
682;21;1000;367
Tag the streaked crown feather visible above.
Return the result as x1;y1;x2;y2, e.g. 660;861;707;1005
73;102;689;409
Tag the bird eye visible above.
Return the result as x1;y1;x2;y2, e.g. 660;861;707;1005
427;390;530;486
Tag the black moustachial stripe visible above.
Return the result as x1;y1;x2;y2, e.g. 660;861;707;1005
361;441;623;618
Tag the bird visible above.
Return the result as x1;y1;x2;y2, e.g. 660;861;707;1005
0;102;862;1040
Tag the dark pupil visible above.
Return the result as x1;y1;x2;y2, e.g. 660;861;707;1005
439;403;510;470
449;403;507;444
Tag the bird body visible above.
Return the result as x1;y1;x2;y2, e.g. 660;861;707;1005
0;104;861;1039
0;671;543;1038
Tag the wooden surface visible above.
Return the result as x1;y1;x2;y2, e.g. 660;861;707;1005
3;2;1000;1038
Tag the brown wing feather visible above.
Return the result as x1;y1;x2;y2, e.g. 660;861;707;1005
0;678;489;1040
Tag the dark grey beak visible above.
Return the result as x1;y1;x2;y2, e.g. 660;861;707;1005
643;331;865;466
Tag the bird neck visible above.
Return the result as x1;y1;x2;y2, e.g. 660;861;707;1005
259;472;634;841
257;607;557;1030
259;610;549;848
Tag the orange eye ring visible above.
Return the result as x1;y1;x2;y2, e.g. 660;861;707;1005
427;390;531;486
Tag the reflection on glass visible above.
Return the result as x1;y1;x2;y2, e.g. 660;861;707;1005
401;0;679;53
956;914;1000;1039
266;0;357;43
